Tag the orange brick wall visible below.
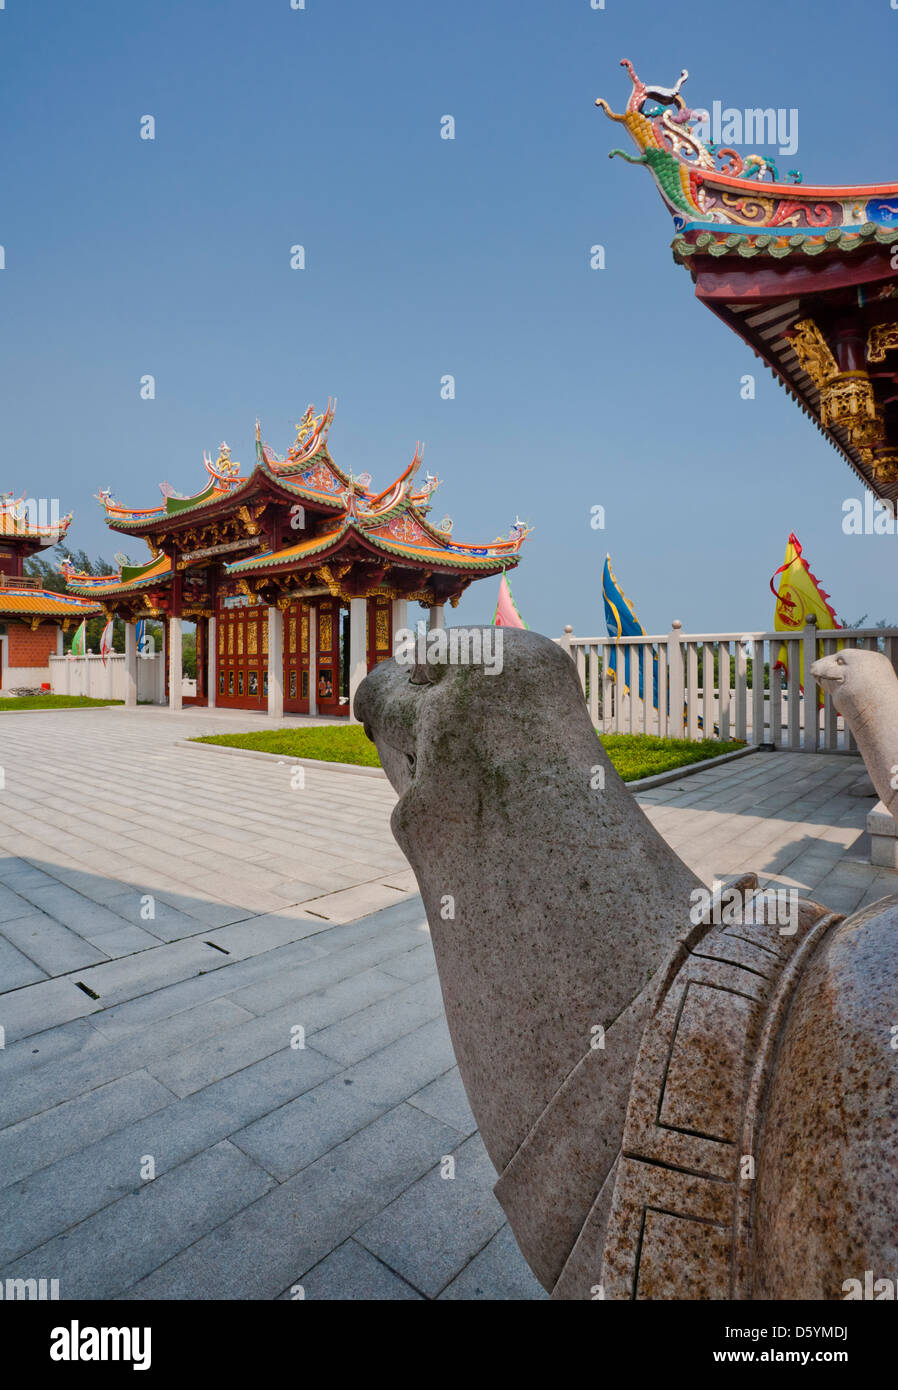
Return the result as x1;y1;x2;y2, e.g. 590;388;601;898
6;620;59;669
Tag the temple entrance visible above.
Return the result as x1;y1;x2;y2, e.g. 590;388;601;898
216;600;268;709
212;593;396;714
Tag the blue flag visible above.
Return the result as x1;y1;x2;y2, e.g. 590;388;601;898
602;555;659;707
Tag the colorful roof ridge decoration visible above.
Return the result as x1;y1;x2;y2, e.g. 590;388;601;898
256;399;337;473
0;493;73;544
226;476;530;579
61;553;173;599
595;59;898;250
597;61;898;499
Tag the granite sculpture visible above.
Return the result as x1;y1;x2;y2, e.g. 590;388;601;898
811;647;898;818
355;627;898;1300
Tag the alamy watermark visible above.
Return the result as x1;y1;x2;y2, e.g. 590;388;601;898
842;493;898;535
394;623;503;675
689;883;799;936
690;102;798;158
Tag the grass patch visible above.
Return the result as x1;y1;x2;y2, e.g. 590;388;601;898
0;695;124;711
600;734;746;782
192;725;745;780
193;723;382;766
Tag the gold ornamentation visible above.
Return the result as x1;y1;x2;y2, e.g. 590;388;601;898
790;319;839;389
315;564;342;597
872;449;898;484
262;620;268;655
319;612;333;650
237;505;260;536
228;623;234;655
301;612;308;653
719;191;776;226
867;322;898;364
293;405;325;450
218;625;225;654
247;623;257;655
375;605;390;651
819;371;882;447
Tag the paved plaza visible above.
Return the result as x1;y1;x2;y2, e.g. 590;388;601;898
0;707;893;1299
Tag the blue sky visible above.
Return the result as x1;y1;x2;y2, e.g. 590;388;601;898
2;0;896;637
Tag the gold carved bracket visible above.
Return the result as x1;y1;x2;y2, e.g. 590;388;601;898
868;322;898;364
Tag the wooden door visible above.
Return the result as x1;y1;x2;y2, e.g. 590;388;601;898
315;598;346;716
216;604;266;708
366;596;393;671
284;601;311;713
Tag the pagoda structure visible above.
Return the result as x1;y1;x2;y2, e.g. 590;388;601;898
0;494;99;691
597;61;898;498
64;403;528;715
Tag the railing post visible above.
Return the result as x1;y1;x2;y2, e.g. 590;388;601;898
560;624;574;659
803;614;819;752
667;620;684;740
602;640;615;733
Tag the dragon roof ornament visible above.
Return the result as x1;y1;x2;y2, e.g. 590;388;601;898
596;59;898;236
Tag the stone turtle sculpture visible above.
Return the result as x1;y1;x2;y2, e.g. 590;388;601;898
355;628;898;1300
812;646;898;819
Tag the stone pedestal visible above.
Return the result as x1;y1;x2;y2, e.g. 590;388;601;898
867;800;898;869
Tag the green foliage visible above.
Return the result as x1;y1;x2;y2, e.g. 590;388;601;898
0;695;123;711
598;734;746;782
192;726;745;781
193;724;382;766
181;629;197;680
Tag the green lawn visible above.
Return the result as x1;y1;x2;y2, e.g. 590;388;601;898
599;734;745;782
193;726;745;781
193;724;382;766
0;695;124;711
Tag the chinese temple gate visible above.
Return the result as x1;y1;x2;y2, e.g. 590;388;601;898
597;61;898;497
0;496;99;690
64;403;528;716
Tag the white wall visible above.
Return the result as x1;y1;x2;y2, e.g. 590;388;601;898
49;653;167;703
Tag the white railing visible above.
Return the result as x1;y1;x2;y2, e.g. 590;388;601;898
558;620;898;753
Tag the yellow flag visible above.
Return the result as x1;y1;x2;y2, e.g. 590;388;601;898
770;532;840;695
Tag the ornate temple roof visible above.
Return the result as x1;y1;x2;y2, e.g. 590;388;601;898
98;403;364;530
227;459;528;579
597;61;898;496
596;60;898;249
66;404;529;609
0;492;96;622
62;553;173;601
0;586;100;619
0;495;73;547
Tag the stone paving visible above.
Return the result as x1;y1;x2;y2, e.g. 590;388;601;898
0;708;894;1300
